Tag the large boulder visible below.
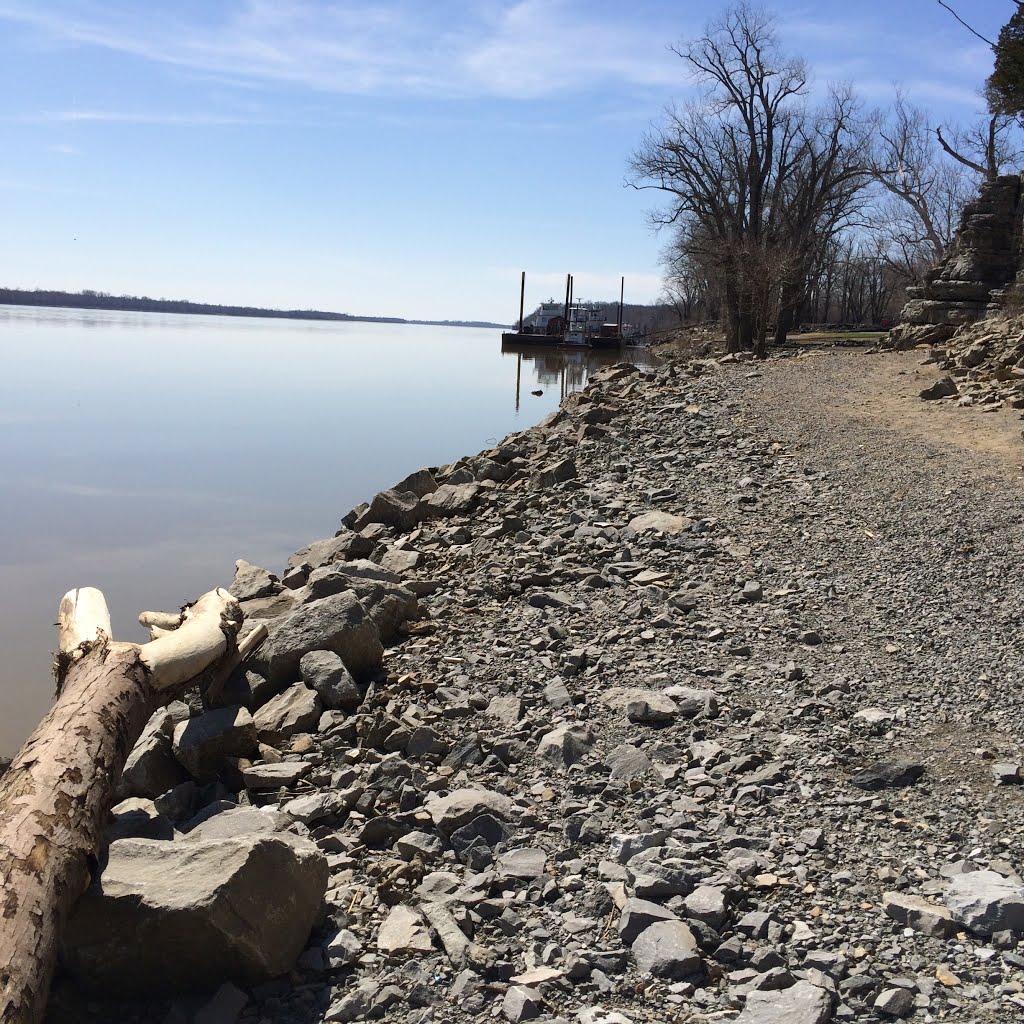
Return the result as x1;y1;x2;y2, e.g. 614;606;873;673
256;590;384;686
62;834;328;993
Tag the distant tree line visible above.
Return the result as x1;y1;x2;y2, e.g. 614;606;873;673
629;1;1024;353
0;287;507;329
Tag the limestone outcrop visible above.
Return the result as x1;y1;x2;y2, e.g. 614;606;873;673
888;174;1024;348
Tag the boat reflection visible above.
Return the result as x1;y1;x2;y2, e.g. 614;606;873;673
501;339;658;412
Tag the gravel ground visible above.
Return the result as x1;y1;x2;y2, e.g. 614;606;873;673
51;347;1024;1024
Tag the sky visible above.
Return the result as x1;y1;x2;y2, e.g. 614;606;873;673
0;0;1013;323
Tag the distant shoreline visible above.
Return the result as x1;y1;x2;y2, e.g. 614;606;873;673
0;288;509;330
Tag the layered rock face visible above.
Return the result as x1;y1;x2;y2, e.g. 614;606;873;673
889;174;1024;348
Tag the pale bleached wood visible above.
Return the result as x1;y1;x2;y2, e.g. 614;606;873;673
0;586;242;1024
137;588;240;690
56;588;112;654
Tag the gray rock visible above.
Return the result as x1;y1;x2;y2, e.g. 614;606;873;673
920;376;959;400
618;897;679;945
299;649;362;710
627;510;693;534
260;590;384;685
106;798;174;843
626;694;678;724
180;805;292;842
239;761;312;790
325;927;362;968
425;787;514;834
229;559;278;601
394;467;439;497
303;566;419;644
684;885;729;928
252;683;321;745
354;487;424;532
423;482;481;518
874;987;914;1018
377;904;432;954
395;830;445;860
495;848;547;881
62;834;328;993
849;761;924;790
607;743;653;783
172;706;257;782
122;708;188;799
663;686;719;719
288;532;374;570
194;982;248;1024
538;724;594;767
882;891;956;938
502;985;543;1022
325;981;381;1023
627;856;693;898
944;869;1024;936
529;457;577;490
631;921;701;978
734;980;832;1023
378;546;422;574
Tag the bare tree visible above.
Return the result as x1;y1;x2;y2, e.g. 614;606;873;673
870;91;981;283
629;3;870;356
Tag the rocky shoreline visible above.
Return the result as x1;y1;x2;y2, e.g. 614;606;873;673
47;352;1024;1024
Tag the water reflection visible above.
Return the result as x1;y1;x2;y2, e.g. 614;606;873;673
0;307;660;754
501;341;658;411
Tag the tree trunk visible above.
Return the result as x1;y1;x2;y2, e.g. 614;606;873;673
0;587;242;1024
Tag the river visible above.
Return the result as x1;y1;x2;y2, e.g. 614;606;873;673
0;306;655;753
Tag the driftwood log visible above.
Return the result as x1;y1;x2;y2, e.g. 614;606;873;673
0;586;246;1024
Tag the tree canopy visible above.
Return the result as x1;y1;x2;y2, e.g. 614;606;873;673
988;5;1024;116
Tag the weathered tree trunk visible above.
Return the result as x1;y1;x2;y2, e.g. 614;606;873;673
0;587;242;1024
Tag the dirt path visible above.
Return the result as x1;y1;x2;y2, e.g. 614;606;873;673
769;347;1024;471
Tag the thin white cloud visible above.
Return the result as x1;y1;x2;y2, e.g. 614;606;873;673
0;0;685;100
41;109;266;126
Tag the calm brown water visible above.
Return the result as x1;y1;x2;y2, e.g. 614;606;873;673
0;306;654;753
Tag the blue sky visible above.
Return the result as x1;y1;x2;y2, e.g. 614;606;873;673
0;1;1011;322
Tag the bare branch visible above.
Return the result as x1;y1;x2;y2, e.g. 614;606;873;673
935;1;996;48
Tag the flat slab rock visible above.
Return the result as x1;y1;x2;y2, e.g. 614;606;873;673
734;981;833;1023
882;891;956;938
377;904;432;954
944;869;1024;936
425;787;514;833
849;760;924;790
627;510;693;534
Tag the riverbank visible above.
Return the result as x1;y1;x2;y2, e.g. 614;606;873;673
48;346;1024;1024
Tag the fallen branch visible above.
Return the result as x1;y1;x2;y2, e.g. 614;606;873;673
0;586;243;1024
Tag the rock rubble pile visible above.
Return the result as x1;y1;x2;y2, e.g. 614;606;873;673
906;313;1024;417
54;358;1024;1024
